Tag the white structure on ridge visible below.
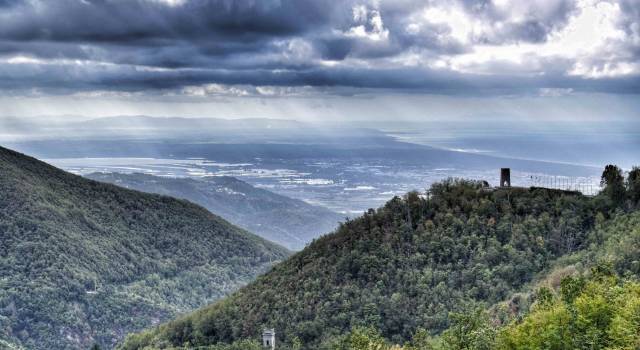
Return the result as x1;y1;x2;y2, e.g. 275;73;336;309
262;328;275;349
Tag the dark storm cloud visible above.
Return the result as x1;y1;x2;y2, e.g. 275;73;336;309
0;0;638;96
0;0;330;42
0;0;19;7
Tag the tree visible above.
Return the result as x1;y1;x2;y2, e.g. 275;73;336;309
292;336;303;350
600;164;626;206
405;328;437;350
440;307;496;350
342;327;389;350
560;276;586;304
627;166;640;205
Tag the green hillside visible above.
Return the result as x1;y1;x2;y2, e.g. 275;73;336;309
329;209;640;350
0;146;290;350
122;177;623;349
85;173;342;250
490;209;640;350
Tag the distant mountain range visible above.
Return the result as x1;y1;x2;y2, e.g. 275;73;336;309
85;173;343;250
0;146;290;350
3;115;637;169
76;115;307;129
0;115;389;145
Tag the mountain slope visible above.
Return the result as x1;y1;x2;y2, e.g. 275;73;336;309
121;179;600;349
85;173;342;250
0;146;290;350
416;209;640;350
490;210;640;350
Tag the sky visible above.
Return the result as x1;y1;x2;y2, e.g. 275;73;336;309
0;0;638;123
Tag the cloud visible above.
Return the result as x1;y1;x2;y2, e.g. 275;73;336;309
0;0;637;97
538;87;574;97
344;4;390;41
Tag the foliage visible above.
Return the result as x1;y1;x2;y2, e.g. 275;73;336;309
122;178;602;349
184;339;263;350
557;209;640;280
299;272;640;350
496;272;640;349
0;146;290;350
627;167;640;205
339;327;391;350
436;204;640;350
309;310;497;350
439;308;496;350
600;164;626;206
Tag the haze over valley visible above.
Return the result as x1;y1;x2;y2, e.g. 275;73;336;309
2;116;612;215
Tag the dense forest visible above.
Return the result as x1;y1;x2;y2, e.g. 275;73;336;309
121;165;640;349
322;205;640;350
0;146;290;350
319;267;640;350
85;173;342;250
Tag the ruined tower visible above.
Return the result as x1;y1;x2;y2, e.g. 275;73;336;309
500;168;511;187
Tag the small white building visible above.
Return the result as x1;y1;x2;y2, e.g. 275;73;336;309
262;328;275;349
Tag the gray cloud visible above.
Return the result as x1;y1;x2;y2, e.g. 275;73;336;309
0;0;326;42
0;0;638;96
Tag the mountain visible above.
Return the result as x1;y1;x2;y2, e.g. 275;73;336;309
75;116;308;131
0;116;390;145
0;146;290;350
85;173;342;250
323;206;640;350
121;179;610;349
488;210;640;349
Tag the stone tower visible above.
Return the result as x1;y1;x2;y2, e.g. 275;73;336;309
262;328;275;350
500;168;511;187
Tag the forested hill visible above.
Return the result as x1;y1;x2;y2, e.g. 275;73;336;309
85;173;342;250
0;146;290;350
122;178;617;349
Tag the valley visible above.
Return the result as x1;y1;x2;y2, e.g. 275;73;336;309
85;173;342;250
7;135;602;215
